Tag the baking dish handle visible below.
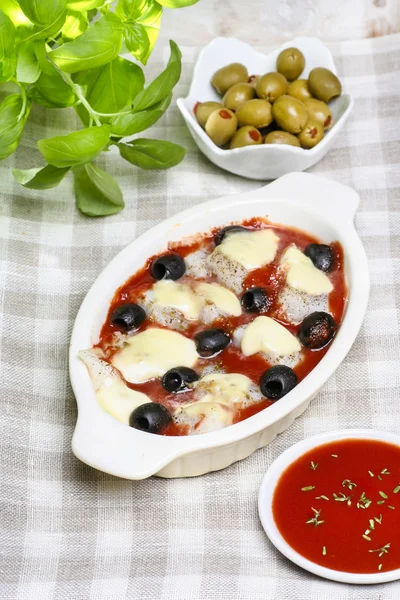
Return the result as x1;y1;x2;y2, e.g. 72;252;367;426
253;172;360;222
72;411;183;480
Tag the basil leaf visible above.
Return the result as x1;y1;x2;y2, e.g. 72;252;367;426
66;0;105;9
116;0;148;21
134;0;162;64
1;0;28;25
0;93;30;160
33;41;55;75
61;11;89;40
123;22;149;64
73;57;144;116
132;40;181;111
19;10;66;43
111;93;171;136
49;13;123;74
118;138;185;170
31;69;76;108
13;164;70;189
74;103;90;128
18;0;65;27
38;125;111;167
157;0;198;5
117;0;162;64
74;163;124;216
16;44;41;83
0;10;17;82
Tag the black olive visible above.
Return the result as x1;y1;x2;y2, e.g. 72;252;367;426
150;254;186;280
110;303;146;332
129;403;172;434
162;367;199;393
298;311;337;349
260;366;298;400
214;225;247;246
241;287;272;313
195;328;231;357
304;243;334;272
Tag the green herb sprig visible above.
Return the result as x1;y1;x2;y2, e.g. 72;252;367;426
0;0;198;216
306;507;324;528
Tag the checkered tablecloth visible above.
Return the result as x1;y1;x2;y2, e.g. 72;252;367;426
1;29;400;600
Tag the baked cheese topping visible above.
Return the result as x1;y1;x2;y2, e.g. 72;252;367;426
241;316;301;357
153;280;203;320
195;282;242;317
214;228;280;270
111;328;198;383
179;402;234;433
79;349;150;424
196;372;252;405
280;245;333;296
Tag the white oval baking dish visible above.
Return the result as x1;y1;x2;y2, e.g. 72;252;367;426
69;172;369;479
177;37;353;180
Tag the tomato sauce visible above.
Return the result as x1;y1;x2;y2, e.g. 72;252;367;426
96;218;347;436
272;439;400;573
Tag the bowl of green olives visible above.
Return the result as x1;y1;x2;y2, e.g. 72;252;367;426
177;37;353;180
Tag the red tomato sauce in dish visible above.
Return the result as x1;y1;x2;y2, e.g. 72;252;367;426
91;218;347;436
272;439;400;574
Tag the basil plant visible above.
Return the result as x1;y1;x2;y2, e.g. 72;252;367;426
0;0;198;216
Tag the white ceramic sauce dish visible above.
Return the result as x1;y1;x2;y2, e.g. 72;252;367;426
177;37;353;180
258;429;400;584
69;172;369;480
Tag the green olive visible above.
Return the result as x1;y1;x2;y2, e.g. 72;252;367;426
287;79;312;102
256;72;288;103
247;74;260;89
304;98;332;130
230;126;262;149
205;108;237;146
211;63;249;95
297;119;324;149
194;101;224;128
223;83;255;111
236;99;273;128
272;95;308;134
276;47;305;81
308;67;342;103
264;130;301;147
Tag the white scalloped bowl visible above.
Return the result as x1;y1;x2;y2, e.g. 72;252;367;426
69;173;369;480
177;37;353;180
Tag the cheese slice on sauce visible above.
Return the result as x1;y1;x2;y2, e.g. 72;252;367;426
111;327;198;383
153;280;203;320
177;400;234;434
195;372;253;405
241;316;301;357
280;245;333;296
79;349;150;424
195;282;242;317
215;228;280;270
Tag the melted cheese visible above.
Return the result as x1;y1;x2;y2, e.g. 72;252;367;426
196;282;242;317
79;349;150;424
280;245;333;296
216;228;280;270
181;402;234;433
153;280;203;320
176;372;258;434
241;316;301;357
111;328;198;383
195;372;252;405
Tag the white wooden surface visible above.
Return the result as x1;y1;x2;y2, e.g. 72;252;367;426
159;0;400;46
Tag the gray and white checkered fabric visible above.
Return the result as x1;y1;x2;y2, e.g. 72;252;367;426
1;31;400;600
